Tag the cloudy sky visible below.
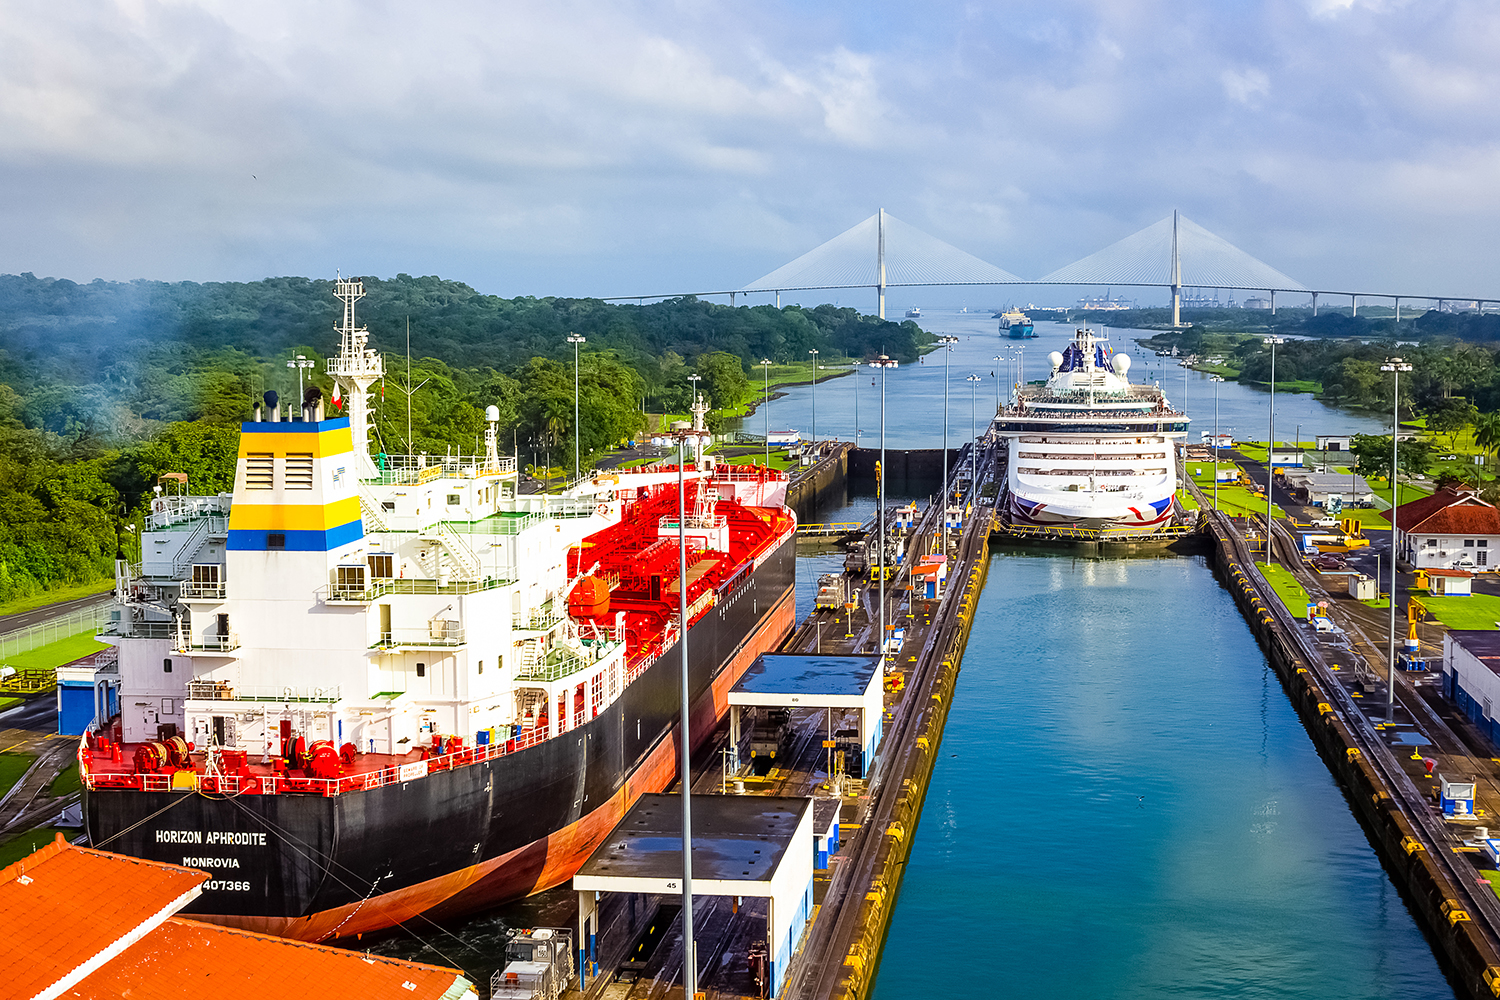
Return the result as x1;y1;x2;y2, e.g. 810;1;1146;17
2;0;1496;306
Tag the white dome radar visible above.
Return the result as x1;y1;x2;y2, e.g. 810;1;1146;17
1048;351;1064;371
1112;355;1132;377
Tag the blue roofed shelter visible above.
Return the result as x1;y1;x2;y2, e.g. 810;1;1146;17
573;794;815;998
728;654;884;777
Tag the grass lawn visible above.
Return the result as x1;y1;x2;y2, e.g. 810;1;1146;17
1256;561;1312;615
1368;480;1436;508
1201;485;1286;520
1419;593;1500;631
1481;871;1500;901
723;452;797;472
0;752;36;800
0;697;19;712
5;631;109;671
0;827;73;869
46;763;80;797
0;579;113;620
1176;489;1199;511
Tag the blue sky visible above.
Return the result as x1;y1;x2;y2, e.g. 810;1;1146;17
2;0;1496;306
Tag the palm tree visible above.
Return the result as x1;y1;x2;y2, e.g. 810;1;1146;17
1474;411;1500;472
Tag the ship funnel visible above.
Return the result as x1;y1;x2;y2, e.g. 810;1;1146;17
1113;354;1131;377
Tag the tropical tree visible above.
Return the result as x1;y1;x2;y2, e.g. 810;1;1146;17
1475;411;1500;470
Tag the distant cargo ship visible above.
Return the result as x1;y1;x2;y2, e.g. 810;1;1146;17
905;306;921;319
995;327;1189;532
998;308;1036;339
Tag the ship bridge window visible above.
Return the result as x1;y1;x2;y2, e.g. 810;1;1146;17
368;553;393;578
246;453;273;490
447;493;461;506
336;564;367;594
286;453;314;489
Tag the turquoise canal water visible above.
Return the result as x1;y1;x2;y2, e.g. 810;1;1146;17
871;550;1454;1000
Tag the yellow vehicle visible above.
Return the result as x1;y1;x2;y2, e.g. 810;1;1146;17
1311;520;1370;554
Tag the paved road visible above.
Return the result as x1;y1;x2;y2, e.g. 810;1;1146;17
0;591;112;635
0;695;56;734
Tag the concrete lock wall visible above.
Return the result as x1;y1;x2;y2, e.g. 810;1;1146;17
847;448;961;484
786;444;850;520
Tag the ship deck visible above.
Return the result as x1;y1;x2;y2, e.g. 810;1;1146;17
80;728;549;797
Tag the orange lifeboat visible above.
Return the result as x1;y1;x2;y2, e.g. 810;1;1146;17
568;575;611;618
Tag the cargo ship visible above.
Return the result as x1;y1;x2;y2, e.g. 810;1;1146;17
998;308;1036;338
78;280;796;942
994;326;1189;532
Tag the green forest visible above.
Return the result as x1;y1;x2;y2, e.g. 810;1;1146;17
0;272;929;607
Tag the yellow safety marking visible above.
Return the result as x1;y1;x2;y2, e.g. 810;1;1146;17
237;425;354;458
1347;748;1361;761
228;496;361;531
1317;703;1333;715
1401;836;1425;854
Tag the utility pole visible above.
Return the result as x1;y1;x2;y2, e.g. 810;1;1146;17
966;375;982;487
567;334;586;480
1381;357;1412;724
938;336;958;503
871;355;898;666
1264;336;1285;563
761;360;772;469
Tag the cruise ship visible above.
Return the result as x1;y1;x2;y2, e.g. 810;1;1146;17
77;280;796;942
994;327;1189;532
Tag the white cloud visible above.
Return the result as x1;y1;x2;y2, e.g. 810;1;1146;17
0;0;1498;299
1221;68;1270;107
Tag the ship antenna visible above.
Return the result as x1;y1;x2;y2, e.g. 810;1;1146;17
328;277;384;478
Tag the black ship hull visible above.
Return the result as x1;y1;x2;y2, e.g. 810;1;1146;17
83;532;797;941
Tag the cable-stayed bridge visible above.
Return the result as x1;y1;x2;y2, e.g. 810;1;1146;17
605;210;1495;323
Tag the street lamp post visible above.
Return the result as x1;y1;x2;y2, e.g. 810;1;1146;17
938;336;959;502
992;355;1005;410
966;375;982;488
870;355;899;667
1263;337;1285;562
1380;357;1413;724
287;354;315;409
668;417;700;1000
567;334;586;480
760;360;772;469
809;349;819;458
1210;376;1225;511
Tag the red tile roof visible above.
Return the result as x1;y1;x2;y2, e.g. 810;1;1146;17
1384;488;1500;534
65;918;474;1000
0;834;207;1000
1425;568;1474;577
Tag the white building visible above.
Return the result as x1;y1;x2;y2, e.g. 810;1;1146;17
1388;488;1500;571
1443;631;1500;747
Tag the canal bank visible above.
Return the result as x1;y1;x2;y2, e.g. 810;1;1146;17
1207;506;1500;1000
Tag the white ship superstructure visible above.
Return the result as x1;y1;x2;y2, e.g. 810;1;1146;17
102;280;784;758
994;327;1189;532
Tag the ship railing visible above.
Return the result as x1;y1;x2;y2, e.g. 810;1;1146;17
317;576;512;604
180;631;241;654
514;642;619;683
184;683;342;703
362;455;517;486
181;580;227;600
513;604;566;631
372;625;465;648
147;495;232;531
78;725;562;796
99;619;176;640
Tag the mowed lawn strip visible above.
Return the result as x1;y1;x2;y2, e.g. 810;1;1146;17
1419;594;1500;631
1256;561;1312;616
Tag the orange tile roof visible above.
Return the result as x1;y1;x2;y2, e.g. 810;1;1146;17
1384;488;1500;534
0;834;207;1000
65;917;474;1000
1425;568;1474;577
